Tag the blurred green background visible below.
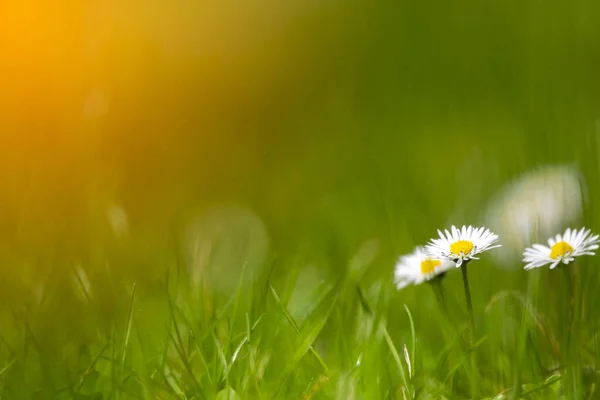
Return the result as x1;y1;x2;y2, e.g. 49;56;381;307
1;0;600;398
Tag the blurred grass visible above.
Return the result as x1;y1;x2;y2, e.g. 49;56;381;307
1;0;600;398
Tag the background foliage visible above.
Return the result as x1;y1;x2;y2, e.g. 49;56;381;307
1;0;600;398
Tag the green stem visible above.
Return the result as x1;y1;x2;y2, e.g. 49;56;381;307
460;261;475;333
460;260;478;398
563;265;573;347
562;263;582;397
430;277;450;321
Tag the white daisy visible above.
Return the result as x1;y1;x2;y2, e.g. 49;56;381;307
426;225;501;267
523;227;600;270
394;247;455;290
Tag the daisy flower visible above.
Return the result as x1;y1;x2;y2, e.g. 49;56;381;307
426;225;501;267
394;247;455;290
523;227;600;270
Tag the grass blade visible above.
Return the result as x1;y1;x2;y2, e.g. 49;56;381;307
121;282;136;368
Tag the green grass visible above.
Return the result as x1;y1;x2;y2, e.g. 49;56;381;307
3;210;600;399
2;0;600;398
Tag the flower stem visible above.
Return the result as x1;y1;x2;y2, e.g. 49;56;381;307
460;261;475;333
430;278;450;320
561;263;583;398
562;264;577;356
460;260;479;398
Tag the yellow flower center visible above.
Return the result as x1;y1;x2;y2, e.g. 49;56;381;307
550;241;573;259
420;259;442;274
450;240;474;257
